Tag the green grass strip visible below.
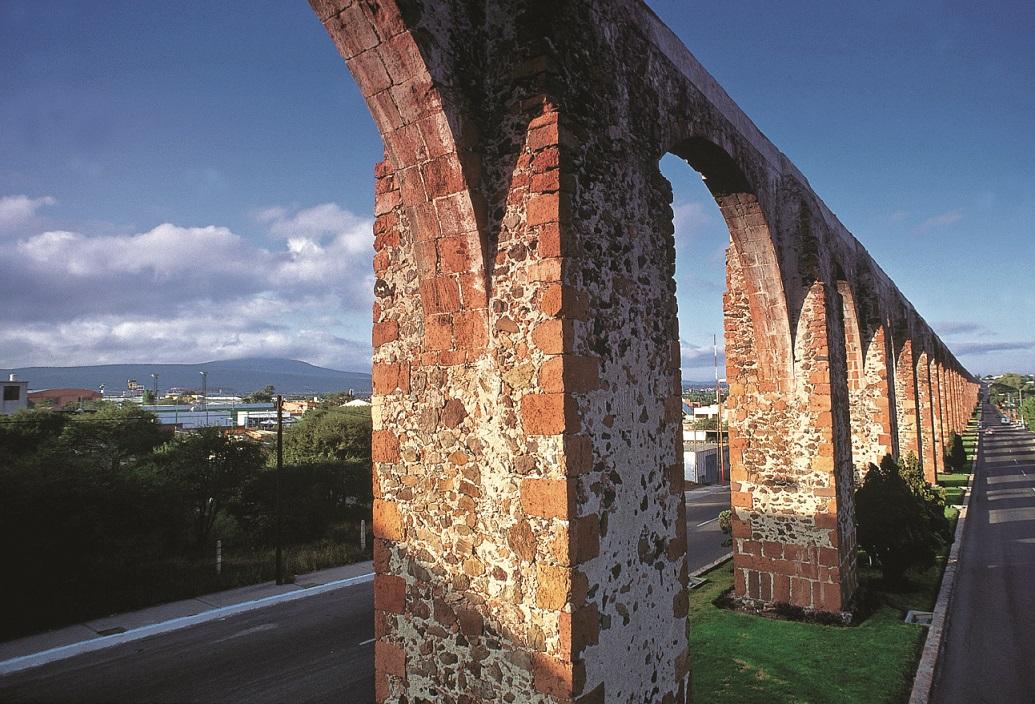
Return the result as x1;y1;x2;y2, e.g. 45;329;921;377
690;562;934;703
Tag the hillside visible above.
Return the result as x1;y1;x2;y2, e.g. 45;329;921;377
3;358;371;396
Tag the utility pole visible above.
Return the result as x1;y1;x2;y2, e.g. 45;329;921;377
275;394;284;585
199;370;208;425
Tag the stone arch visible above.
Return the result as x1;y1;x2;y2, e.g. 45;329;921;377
312;2;978;700
833;274;864;394
839;265;898;474
669;136;793;386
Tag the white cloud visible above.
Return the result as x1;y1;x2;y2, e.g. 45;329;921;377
1;203;376;370
0;194;56;232
914;209;962;235
259;202;366;249
680;339;724;381
673;201;711;234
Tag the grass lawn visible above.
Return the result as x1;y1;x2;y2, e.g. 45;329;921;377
690;560;939;704
942;487;965;505
938;473;969;488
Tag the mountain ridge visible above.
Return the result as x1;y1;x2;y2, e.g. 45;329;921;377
2;358;372;396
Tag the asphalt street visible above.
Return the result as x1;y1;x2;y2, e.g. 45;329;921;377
931;405;1035;704
0;487;729;703
0;585;375;704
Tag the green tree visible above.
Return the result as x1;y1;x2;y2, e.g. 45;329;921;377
282;406;372;465
154;429;265;549
944;432;966;472
1022;397;1035;430
232;460;371;546
0;408;68;458
244;384;276;403
60;404;166;471
855;455;950;586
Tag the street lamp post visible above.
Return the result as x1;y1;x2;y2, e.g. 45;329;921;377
199;370;208;425
275;394;284;584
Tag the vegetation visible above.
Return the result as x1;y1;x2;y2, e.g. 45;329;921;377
855;454;951;586
988;372;1034;420
0;404;373;640
690;559;941;704
1022;397;1035;430
243;384;276;403
942;432;966;473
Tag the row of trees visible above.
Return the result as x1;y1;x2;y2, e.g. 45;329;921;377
0;403;372;638
988;373;1034;423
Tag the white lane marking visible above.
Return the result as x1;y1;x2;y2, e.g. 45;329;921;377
696;517;718;528
359;637;376;646
211;623;278;645
0;572;375;677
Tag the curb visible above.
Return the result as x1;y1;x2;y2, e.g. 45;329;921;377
691;551;733;578
908;425;981;704
0;571;374;677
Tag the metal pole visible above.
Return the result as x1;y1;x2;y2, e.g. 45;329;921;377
216;539;222;575
275;394;284;585
360;519;367;551
200;371;208;425
714;334;726;483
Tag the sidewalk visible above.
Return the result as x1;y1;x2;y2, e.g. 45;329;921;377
0;560;374;674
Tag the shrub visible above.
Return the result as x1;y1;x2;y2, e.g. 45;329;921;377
943;432;966;472
855;455;951;586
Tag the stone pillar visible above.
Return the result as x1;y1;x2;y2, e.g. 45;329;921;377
933;362;946;472
847;319;896;478
837;281;868;479
316;3;696;700
727;275;857;615
868;326;898;462
366;93;668;704
916;351;940;483
894;339;921;462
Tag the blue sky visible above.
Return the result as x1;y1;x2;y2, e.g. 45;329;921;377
1;2;1032;379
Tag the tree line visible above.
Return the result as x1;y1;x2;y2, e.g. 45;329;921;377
0;403;372;639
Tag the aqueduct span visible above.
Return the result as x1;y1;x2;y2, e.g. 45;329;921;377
310;1;979;701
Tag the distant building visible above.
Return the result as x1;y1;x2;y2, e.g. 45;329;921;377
282;399;315;414
27;388;102;410
2;374;29;415
683;443;729;485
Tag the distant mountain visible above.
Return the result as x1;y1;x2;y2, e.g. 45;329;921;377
3;358;371;397
682;379;728;391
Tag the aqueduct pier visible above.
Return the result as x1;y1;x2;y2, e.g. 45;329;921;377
311;1;979;701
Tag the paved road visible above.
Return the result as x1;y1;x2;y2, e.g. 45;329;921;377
0;487;729;703
684;482;732;570
0;585;376;704
931;405;1035;704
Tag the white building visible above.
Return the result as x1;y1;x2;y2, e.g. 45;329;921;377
683;442;729;485
2;374;29;415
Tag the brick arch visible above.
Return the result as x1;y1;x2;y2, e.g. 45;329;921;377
890;309;923;461
314;1;492;357
669;136;793;385
839;266;898;473
833;276;864;395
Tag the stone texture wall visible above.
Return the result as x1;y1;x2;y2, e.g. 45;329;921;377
312;1;980;700
894;336;922;461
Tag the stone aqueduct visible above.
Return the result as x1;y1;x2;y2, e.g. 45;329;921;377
310;1;980;701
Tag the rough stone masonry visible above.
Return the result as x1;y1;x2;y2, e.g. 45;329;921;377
310;1;980;701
